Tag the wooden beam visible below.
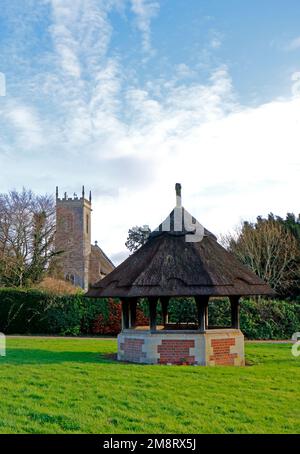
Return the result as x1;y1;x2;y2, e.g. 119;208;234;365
148;297;158;333
195;296;209;332
160;297;169;326
121;299;130;330
130;299;137;328
230;296;240;329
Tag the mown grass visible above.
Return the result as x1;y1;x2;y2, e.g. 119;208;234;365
0;338;299;434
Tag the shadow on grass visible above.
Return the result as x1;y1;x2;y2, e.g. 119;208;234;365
2;348;118;365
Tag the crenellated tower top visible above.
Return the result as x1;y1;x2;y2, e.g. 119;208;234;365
56;186;92;205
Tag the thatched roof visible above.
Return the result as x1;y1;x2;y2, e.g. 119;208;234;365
87;185;274;299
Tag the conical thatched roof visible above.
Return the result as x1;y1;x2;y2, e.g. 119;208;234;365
87;185;274;299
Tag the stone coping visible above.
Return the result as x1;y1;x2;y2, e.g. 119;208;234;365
121;328;241;335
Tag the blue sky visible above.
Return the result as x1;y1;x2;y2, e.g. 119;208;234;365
0;0;300;263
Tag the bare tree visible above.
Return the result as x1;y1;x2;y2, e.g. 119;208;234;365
0;188;57;287
222;217;300;296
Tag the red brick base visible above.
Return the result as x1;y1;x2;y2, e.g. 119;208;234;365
158;339;195;365
118;330;244;366
120;338;146;362
209;338;237;365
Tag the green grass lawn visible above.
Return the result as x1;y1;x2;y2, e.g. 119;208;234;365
0;337;299;434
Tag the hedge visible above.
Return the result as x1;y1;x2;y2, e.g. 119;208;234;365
0;288;147;336
143;296;300;339
0;288;299;339
208;298;300;339
0;289;112;336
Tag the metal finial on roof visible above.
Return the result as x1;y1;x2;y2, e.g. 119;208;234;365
95;240;98;246
56;186;59;199
175;183;182;207
89;190;92;203
82;185;85;198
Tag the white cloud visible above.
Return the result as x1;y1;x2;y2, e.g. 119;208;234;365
175;63;196;79
210;38;221;49
89;69;300;263
2;102;45;148
286;36;300;51
291;71;300;96
1;2;300;266
209;30;222;49
0;72;6;96
130;0;159;53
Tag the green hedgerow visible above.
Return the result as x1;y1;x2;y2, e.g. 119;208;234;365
0;288;299;339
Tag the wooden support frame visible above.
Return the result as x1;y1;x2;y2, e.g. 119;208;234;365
195;296;209;332
160;296;169;326
148;297;158;333
121;299;130;330
230;296;240;329
130;299;137;328
122;298;138;330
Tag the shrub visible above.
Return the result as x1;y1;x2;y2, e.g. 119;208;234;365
0;288;299;339
168;297;197;324
32;277;83;295
240;298;300;339
0;288;52;334
81;297;110;334
92;298;121;335
208;297;300;339
0;289;149;337
208;298;231;327
92;299;149;335
0;288;85;335
45;295;84;336
146;296;300;339
0;289;115;336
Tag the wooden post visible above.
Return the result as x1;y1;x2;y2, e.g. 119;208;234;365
148;297;158;333
121;299;130;330
130;299;137;328
160;297;169;326
230;296;240;329
195;296;209;332
205;301;209;329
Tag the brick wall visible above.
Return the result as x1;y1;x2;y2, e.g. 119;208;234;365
118;330;244;366
158;339;195;365
209;338;237;365
120;338;146;363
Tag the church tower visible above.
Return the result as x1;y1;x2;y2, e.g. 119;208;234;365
55;186;92;291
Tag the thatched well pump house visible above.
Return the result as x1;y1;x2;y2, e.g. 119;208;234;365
87;184;274;366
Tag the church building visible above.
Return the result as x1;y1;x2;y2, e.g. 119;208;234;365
55;186;114;291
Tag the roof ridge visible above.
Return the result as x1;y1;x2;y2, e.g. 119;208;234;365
92;243;115;268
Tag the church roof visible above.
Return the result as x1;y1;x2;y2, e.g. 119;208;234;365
87;185;274;299
91;243;115;275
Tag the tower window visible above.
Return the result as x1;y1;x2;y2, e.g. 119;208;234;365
86;214;89;234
